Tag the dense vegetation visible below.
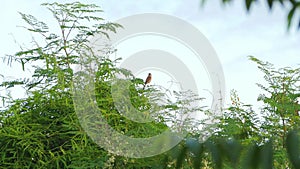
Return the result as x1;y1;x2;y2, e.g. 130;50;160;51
0;2;299;169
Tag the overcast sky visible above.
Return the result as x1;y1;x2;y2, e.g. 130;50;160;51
1;0;299;110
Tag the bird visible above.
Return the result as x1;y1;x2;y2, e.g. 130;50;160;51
143;73;152;90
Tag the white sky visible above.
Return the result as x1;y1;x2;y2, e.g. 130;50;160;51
0;0;299;111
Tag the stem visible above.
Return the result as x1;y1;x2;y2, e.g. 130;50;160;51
281;83;286;148
60;12;70;68
282;118;286;148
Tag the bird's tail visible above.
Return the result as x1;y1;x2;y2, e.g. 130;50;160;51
143;84;146;90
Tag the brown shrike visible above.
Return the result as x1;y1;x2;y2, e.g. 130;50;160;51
143;73;152;90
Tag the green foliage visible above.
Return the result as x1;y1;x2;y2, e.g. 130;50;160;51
215;90;261;145
250;56;300;168
0;2;204;168
0;91;106;168
0;2;148;168
250;57;297;167
169;57;300;169
0;2;121;168
286;129;300;169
